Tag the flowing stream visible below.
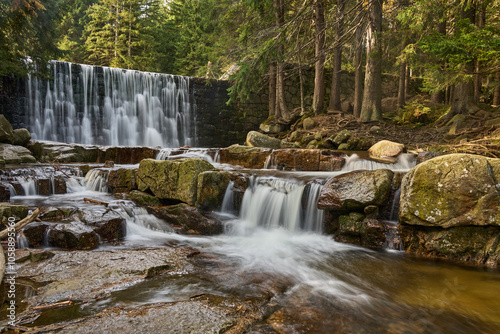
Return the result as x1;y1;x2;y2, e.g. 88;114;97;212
2;160;500;333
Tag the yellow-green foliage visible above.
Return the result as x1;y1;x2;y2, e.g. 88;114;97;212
395;97;449;126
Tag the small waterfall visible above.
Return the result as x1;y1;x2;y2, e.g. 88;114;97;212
155;148;214;163
18;177;37;196
25;61;196;147
16;231;29;249
342;153;416;171
84;169;109;192
232;176;324;234
389;188;401;222
220;181;236;214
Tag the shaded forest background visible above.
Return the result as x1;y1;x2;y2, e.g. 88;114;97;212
1;0;500;123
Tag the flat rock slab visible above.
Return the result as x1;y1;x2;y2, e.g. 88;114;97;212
31;301;237;334
15;248;193;305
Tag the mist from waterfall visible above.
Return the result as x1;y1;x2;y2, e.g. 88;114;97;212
25;61;195;147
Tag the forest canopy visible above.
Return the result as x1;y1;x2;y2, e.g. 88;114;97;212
1;0;499;121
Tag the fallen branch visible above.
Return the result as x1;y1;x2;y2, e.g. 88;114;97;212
32;300;72;311
0;208;43;240
49;162;72;178
83;198;109;207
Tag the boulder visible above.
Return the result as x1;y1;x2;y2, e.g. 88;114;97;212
368;140;404;158
0;203;29;225
399;154;500;228
331;213;387;249
259;122;285;134
246;131;282;149
318;169;393;211
369;126;383;135
196;171;231;210
0;115;14;144
108;168;138;194
0;144;36;163
12;128;31;146
23;222;50;247
303;118;316;130
147;204;223;235
217;145;272;169
399;154;500;266
78;210;125;242
47;222;100;250
137;158;215;205
129;190;162;207
332;130;351;146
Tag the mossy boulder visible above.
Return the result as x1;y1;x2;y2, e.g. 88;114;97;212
0;203;29;226
137;158;216;206
246;131;282;149
400;154;500;228
47;223;100;250
302;117;316;130
332;130;351;146
129;190;162;207
0;115;14;144
217;144;272;169
0;143;36;163
108;168;138;194
318;169;393;211
196;171;231;210
12;128;31;146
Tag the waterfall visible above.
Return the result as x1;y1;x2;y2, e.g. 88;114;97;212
84;169;110;192
342;153;416;172
25;61;196;147
230;176;324;234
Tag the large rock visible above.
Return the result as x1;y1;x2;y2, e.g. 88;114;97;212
196;171;231;210
147;204;223;235
78;210;126;242
399;154;500;266
318;169;393;211
47;222;100;250
0;203;29;225
400;154;500;228
107;168;138;194
137;158;215;205
12;128;31;146
302;117;316;130
0;115;14;144
246;131;282;149
217;145;272;169
0;143;36;163
332;130;351;146
368;140;404;158
23;222;50;247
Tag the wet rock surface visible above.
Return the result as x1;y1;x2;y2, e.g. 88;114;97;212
137;158;216;205
0;143;36;163
318;169;393;211
217;144;272;169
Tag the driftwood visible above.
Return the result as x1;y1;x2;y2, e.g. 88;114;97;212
32;300;72;311
83;198;109;207
0;208;43;240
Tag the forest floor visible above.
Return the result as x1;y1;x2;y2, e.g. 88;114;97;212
297;104;500;158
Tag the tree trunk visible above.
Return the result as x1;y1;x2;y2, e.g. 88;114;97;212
431;19;446;104
353;0;364;119
269;63;276;117
312;0;326;114
328;0;345;112
274;0;287;117
446;3;478;118
398;62;406;108
494;71;500;106
474;4;486;103
360;0;383;122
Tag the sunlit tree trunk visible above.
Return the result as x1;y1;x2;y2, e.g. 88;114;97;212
328;0;345;112
312;0;326;114
353;0;364;119
360;0;383;122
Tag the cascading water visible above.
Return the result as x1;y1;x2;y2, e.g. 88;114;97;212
25;61;195;147
230;176;325;234
342;153;416;171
